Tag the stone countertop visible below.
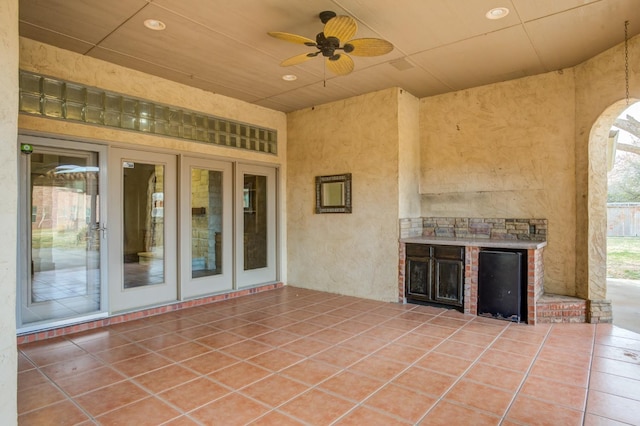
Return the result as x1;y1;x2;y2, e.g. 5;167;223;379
400;236;547;250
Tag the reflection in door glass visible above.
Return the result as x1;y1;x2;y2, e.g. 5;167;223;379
122;162;165;288
191;168;223;278
26;150;101;324
244;174;268;270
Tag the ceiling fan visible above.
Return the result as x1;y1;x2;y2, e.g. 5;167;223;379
268;11;394;76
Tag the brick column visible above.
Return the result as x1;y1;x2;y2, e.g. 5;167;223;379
527;247;545;325
465;246;478;315
398;242;406;303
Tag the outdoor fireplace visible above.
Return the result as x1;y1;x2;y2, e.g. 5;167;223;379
398;217;547;324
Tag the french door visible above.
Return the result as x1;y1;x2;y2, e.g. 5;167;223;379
236;164;277;287
182;160;277;294
17;136;108;332
180;157;233;298
108;149;177;312
18;140;277;330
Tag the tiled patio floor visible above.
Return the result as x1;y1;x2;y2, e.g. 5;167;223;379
17;286;640;425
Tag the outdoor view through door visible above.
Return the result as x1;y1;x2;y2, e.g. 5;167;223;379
18;143;105;330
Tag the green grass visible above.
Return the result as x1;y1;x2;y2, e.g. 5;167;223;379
607;237;640;280
32;228;86;249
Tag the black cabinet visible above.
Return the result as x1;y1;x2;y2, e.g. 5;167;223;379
406;244;464;309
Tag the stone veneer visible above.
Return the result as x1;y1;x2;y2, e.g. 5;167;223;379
400;217;548;241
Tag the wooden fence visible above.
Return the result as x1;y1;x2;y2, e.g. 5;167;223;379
608;203;640;236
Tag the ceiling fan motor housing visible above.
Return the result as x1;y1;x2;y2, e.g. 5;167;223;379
316;32;340;57
319;11;337;24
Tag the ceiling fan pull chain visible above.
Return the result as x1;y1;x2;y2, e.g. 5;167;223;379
324;61;327;87
624;20;629;105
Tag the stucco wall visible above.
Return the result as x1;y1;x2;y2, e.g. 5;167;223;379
420;71;577;296
286;88;402;302
0;0;18;423
398;90;421;219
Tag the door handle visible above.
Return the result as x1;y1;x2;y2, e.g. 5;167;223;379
92;223;107;238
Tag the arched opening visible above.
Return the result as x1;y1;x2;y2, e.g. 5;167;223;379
588;98;640;330
606;101;640;333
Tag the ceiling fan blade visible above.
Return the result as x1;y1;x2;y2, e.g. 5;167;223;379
326;54;354;75
268;31;316;46
281;52;317;67
324;15;357;43
346;38;394;57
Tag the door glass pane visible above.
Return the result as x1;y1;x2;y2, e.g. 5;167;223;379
244;174;267;270
26;150;101;323
191;168;223;278
435;260;462;302
123;162;165;288
408;259;428;296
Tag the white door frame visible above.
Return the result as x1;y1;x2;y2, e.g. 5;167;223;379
235;163;277;288
17;135;109;333
179;156;233;299
108;148;177;313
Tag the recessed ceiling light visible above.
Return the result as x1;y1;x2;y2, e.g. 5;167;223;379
282;74;297;81
486;7;509;20
144;19;166;31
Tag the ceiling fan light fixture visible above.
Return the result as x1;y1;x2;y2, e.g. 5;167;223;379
144;19;166;31
485;7;509;20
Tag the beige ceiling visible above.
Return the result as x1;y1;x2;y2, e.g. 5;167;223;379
19;0;640;113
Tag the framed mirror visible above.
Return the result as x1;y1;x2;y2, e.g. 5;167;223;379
315;173;352;213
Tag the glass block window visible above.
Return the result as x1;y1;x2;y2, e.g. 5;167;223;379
18;70;278;155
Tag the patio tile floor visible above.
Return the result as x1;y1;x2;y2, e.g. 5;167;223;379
17;286;640;425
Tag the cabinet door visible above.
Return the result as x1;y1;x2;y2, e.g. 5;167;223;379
433;259;464;307
406;256;432;299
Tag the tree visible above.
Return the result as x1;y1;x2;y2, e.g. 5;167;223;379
613;115;640;155
608;114;640;202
